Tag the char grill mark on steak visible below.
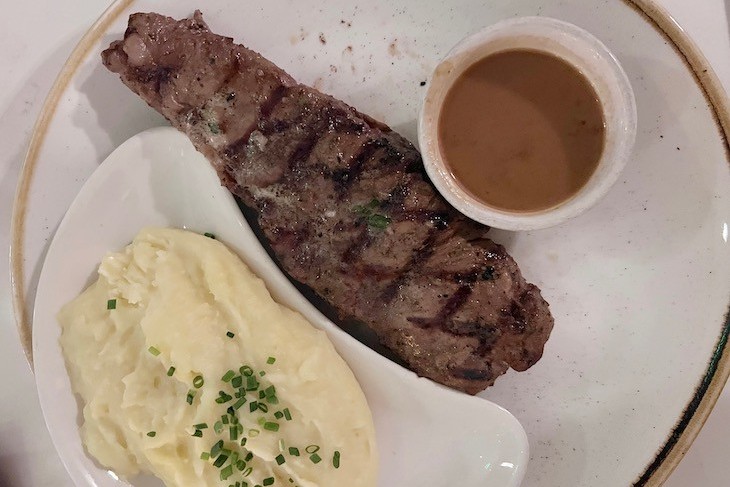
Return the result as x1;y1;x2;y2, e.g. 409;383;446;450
259;85;289;121
407;285;472;328
332;139;383;194
290;133;322;169
341;226;372;265
102;11;555;395
379;231;438;303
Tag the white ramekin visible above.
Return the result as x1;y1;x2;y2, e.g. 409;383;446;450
419;16;637;231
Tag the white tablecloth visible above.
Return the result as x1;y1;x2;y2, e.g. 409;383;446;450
0;0;727;485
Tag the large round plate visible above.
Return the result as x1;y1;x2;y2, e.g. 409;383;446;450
11;0;730;486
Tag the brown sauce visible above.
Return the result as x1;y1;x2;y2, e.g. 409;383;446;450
438;49;605;213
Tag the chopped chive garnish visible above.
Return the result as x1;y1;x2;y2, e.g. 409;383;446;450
214;421;224;434
221;448;232;457
263;422;279;432
278;439;285;451
283;408;292;421
107;299;117;310
232;376;243;389
240;365;254;376
259;371;266;377
249;401;258;413
274;411;284;419
245;452;254;462
211;440;224;457
310;453;322;464
236;459;246;471
216;391;233;404
233;398;247;410
226;331;235;338
230;451;239;464
266;395;279;405
204;232;216;239
200;452;210;460
242;466;253;477
193;375;204;388
265;385;276;397
194;423;208;430
367;213;391;229
192;429;203;437
148;346;160;356
146;431;156;437
221;414;229;425
222;370;236;382
186;390;196;405
333;450;341;468
267;357;276;364
229;426;238;441
259;390;266;400
240;437;247;447
166;366;176;376
257;417;266;426
213;454;229;468
257;403;269;413
249;429;259;437
228;406;236;416
263;478;275;486
208;121;221;134
288;447;300;456
305;445;320;454
245;376;259;390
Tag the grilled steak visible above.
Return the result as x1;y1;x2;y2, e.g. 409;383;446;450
102;11;554;394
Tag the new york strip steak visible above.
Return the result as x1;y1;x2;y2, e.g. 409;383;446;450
102;11;554;394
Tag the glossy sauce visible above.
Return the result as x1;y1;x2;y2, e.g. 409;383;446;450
438;49;605;212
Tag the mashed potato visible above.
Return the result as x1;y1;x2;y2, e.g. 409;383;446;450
59;227;377;487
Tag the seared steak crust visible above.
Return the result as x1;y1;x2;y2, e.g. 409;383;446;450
102;11;554;394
